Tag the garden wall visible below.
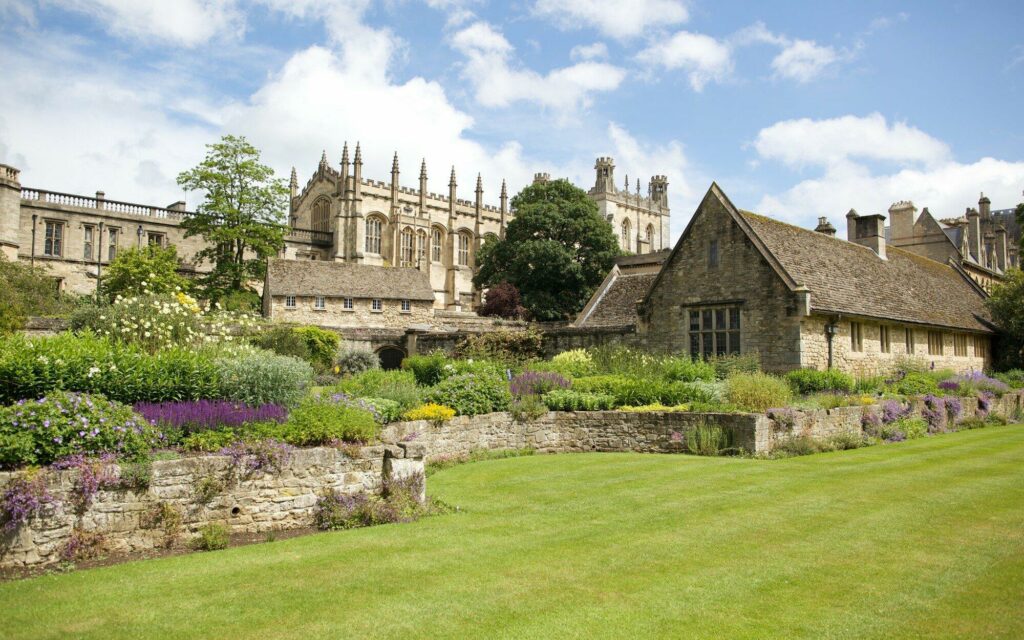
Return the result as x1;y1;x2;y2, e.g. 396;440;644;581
0;443;425;570
383;411;764;461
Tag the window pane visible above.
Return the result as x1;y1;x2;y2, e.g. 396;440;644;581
689;311;700;332
728;331;740;354
715;309;726;330
715;332;727;356
702;310;712;330
729;308;740;330
690;334;700;359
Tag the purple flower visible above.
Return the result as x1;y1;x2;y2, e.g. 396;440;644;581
922;395;947;433
882;400;911;424
133;400;288;434
510;371;571;397
0;475;54;532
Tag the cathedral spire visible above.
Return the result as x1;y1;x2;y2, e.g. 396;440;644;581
289;166;298;189
392;151;399;174
341;142;349;166
353;142;362;165
449;166;457;188
319;150;328;169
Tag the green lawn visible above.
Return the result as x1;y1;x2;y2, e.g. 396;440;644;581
4;426;1024;639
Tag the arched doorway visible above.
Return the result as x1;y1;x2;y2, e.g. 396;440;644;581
377;346;406;370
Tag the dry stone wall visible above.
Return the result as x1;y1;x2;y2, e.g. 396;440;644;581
0;443;424;570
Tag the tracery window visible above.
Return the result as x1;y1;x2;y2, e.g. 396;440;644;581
400;228;414;267
312;197;331;232
365;217;383;254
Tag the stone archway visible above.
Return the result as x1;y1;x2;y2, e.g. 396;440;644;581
376;346;406;371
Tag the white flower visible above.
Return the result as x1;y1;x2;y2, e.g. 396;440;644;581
87;366;101;378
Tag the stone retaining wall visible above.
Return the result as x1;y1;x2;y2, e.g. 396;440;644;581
0;443;425;569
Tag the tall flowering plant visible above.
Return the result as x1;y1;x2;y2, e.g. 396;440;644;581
134;400;287;434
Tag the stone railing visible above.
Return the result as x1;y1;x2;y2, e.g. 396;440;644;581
1;164;19;182
0;443;424;569
20;188;188;220
286;227;334;245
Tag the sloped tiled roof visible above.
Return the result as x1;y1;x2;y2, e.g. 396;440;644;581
576;271;656;327
739;211;992;333
266;259;434;301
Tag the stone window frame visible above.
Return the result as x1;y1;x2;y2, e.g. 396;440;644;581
707;239;719;269
953;334;968;357
646;223;655;248
431;226;443;263
416;229;428;266
43;219;64;257
107;227;120;262
399;227;415;267
850;321;863;352
687;304;741;360
927;330;943;356
905;327;915;354
311;196;331;232
457;232;471;266
83;224;95;261
371;298;383;312
365;216;384;254
974;335;987;359
342;297;354;311
879;325;891;354
147;232;165;247
620;218;631;251
314;296;326;311
400;299;411;313
284;295;297;309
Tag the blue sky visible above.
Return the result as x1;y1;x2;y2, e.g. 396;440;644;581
1;0;1022;239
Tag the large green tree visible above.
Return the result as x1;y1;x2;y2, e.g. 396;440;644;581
475;179;619;321
176;135;289;300
986;268;1024;370
99;244;190;302
0;255;73;334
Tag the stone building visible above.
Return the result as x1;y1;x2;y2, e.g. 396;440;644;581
574;251;667;328
0;150;670;307
637;184;994;376
885;194;1020;293
262;258;434;328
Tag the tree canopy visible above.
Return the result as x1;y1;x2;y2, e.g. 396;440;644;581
99;244;190;302
0;255;74;334
474;179;619;321
176;135;288;301
986;267;1024;370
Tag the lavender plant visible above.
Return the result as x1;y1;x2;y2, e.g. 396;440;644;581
510;371;570;398
881;400;912;424
220;439;293;476
921;395;948;433
1;472;54;532
134;400;288;434
52;453;118;511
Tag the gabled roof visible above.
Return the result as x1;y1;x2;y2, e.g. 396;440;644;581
266;259;435;301
575;265;656;327
643;184;993;333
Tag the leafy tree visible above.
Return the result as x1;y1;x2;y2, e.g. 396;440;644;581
0;255;73;333
99;244;190;301
986;268;1024;369
176;135;288;301
479;282;526;319
475;179;619;320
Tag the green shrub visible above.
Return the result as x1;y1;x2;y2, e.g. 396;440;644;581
180;429;240;452
80;293;207;354
660;356;716;382
784;368;856;395
685;425;734;456
542;389;616;411
335;346;379;376
708;352;761;379
294;326;340;371
0;254;77;334
994;369;1024;389
586;345;660;377
360;397;402;424
454;329;543;364
402;352;449;386
548;349;596;378
215;349;312;408
895;417;928;439
510;394;548;422
424;373;512;416
616;403;691;412
98;244;191;302
771;435;825;457
191;523;229;551
725;372;792;413
279;397;379;445
0;392;156;468
892;356;930;375
854;376;887;394
332;369;421;411
572;375;722;407
251;325;311;364
219;290;262;313
894;372;939;397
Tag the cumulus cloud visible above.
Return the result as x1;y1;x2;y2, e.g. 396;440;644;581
770;39;839;83
750;114;1024;233
55;0;244;47
635;31;732;91
570;42;609;61
532;0;689;40
752;113;951;169
450;21;626;112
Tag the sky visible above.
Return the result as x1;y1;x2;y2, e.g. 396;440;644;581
1;0;1022;240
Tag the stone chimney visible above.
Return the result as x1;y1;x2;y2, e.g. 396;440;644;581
966;207;982;263
167;201;187;212
887;200;916;244
995;226;1008;272
814;216;836;236
979;192;991;219
848;211;887;259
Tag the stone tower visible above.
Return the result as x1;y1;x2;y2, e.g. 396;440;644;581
593;157;615;193
0;164;21;260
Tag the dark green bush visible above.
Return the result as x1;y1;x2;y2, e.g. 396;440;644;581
894;372;939;397
0;392;156;468
293;326;340;371
994;370;1024;389
424;373;512;416
454;329;543;364
251;325;311;364
542;389;616;411
333;369;422;411
0;254;76;334
402;352;449;386
191;523;229;551
784;368;856;395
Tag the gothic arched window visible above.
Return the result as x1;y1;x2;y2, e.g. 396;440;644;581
458;232;471;266
365;217;383;254
400;227;414;267
621;219;631;251
312;197;331;232
417;230;427;266
646;223;655;249
431;227;443;263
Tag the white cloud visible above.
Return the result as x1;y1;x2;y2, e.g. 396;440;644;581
533;0;689;40
423;0;478;26
570;42;609;61
750;114;1024;233
451;21;626;112
635;31;732;91
770;39;839;83
56;0;245;47
752;113;951;169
